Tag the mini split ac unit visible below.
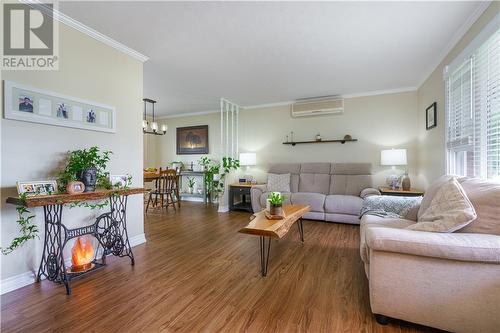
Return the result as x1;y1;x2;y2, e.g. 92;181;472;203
291;97;344;118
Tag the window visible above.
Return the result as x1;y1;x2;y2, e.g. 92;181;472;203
445;20;500;180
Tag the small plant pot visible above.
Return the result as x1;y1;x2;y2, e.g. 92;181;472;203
270;204;283;216
77;167;97;192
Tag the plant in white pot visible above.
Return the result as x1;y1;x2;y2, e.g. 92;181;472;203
268;192;285;216
187;177;196;194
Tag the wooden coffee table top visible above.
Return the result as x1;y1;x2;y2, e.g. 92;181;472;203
239;204;310;239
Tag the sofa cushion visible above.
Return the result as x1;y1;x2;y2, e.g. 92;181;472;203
291;192;326;212
329;175;372;196
458;178;500;236
298;173;330;194
325;195;363;216
331;163;372;175
268;164;299;192
259;192;292;208
408;178;476;233
267;173;290;193
417;175;453;219
325;213;360;225
300;163;331;174
360;215;415;264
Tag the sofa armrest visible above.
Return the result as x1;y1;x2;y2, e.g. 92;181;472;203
360;187;381;198
251;184;267;213
366;227;500;263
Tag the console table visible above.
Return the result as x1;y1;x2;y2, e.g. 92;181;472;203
6;188;145;295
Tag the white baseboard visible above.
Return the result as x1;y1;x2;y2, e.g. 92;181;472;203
129;233;147;247
218;205;229;213
0;233;147;295
0;271;36;295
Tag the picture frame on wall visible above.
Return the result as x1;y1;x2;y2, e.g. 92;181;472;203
426;102;437;130
3;80;116;133
176;125;209;155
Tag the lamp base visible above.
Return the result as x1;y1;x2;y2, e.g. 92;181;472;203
401;174;411;191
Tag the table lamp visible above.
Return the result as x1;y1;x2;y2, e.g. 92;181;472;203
381;149;409;190
239;153;257;183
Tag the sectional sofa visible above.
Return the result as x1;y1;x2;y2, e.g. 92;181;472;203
250;162;379;224
360;176;500;332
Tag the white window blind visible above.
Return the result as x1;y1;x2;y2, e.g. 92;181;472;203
446;24;500;179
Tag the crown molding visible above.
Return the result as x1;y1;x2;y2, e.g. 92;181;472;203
158;86;418;118
158;109;219;119
416;1;491;88
341;86;417;99
20;0;149;62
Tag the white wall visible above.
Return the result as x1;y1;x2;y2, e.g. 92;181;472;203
0;23;144;286
155;91;419;188
416;2;499;188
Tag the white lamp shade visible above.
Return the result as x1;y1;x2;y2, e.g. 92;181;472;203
381;149;407;166
151;121;158;132
239;153;257;166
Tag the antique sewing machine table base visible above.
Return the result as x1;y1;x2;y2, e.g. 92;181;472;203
7;188;145;295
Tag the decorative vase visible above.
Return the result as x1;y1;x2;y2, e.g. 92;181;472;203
401;173;411;191
270;204;283;216
67;181;85;195
316;133;322;141
77;167;97;192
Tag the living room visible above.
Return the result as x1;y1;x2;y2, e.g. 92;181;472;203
1;1;499;333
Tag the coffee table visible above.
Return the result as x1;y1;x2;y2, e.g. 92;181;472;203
239;204;310;276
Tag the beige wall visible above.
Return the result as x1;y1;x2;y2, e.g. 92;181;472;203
416;2;499;188
156;91;419;188
1;24;144;283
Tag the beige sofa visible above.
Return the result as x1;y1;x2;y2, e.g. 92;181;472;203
251;163;378;224
360;176;500;333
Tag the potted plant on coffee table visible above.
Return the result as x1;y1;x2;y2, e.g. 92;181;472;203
268;192;285;216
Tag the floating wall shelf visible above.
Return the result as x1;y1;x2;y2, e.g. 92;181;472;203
283;139;358;146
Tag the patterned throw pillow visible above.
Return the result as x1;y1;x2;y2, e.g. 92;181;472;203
407;177;477;233
267;173;291;193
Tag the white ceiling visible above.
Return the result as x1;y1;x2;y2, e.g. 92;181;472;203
60;1;485;116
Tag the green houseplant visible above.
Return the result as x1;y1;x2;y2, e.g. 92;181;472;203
187;177;196;194
198;156;240;202
58;146;112;193
268;192;285;216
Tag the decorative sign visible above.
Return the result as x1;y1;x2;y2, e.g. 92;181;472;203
3;80;116;133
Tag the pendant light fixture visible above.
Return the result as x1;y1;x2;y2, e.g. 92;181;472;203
143;98;167;135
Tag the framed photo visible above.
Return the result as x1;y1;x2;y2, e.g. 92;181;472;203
176;125;209;155
17;180;57;196
110;174;129;187
426;102;437;130
3;80;116;133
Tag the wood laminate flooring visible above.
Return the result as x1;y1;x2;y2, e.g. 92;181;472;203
1;202;442;333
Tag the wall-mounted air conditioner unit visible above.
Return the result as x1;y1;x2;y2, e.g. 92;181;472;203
291;97;344;118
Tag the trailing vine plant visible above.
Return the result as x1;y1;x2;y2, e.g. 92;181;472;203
198;156;240;201
1;193;38;255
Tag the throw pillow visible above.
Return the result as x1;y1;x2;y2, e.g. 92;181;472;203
267;173;291;193
407;177;477;233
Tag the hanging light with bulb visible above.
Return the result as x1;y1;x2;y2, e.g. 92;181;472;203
142;98;167;135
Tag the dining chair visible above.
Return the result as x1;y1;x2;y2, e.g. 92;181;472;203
146;169;177;212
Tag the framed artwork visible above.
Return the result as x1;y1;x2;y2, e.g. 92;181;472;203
3;80;116;133
426;102;437;130
110;174;130;187
176;125;209;155
17;180;57;196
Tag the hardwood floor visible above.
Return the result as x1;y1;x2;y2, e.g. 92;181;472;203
1;202;442;333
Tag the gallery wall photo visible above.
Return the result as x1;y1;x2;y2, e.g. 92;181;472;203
3;80;116;133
